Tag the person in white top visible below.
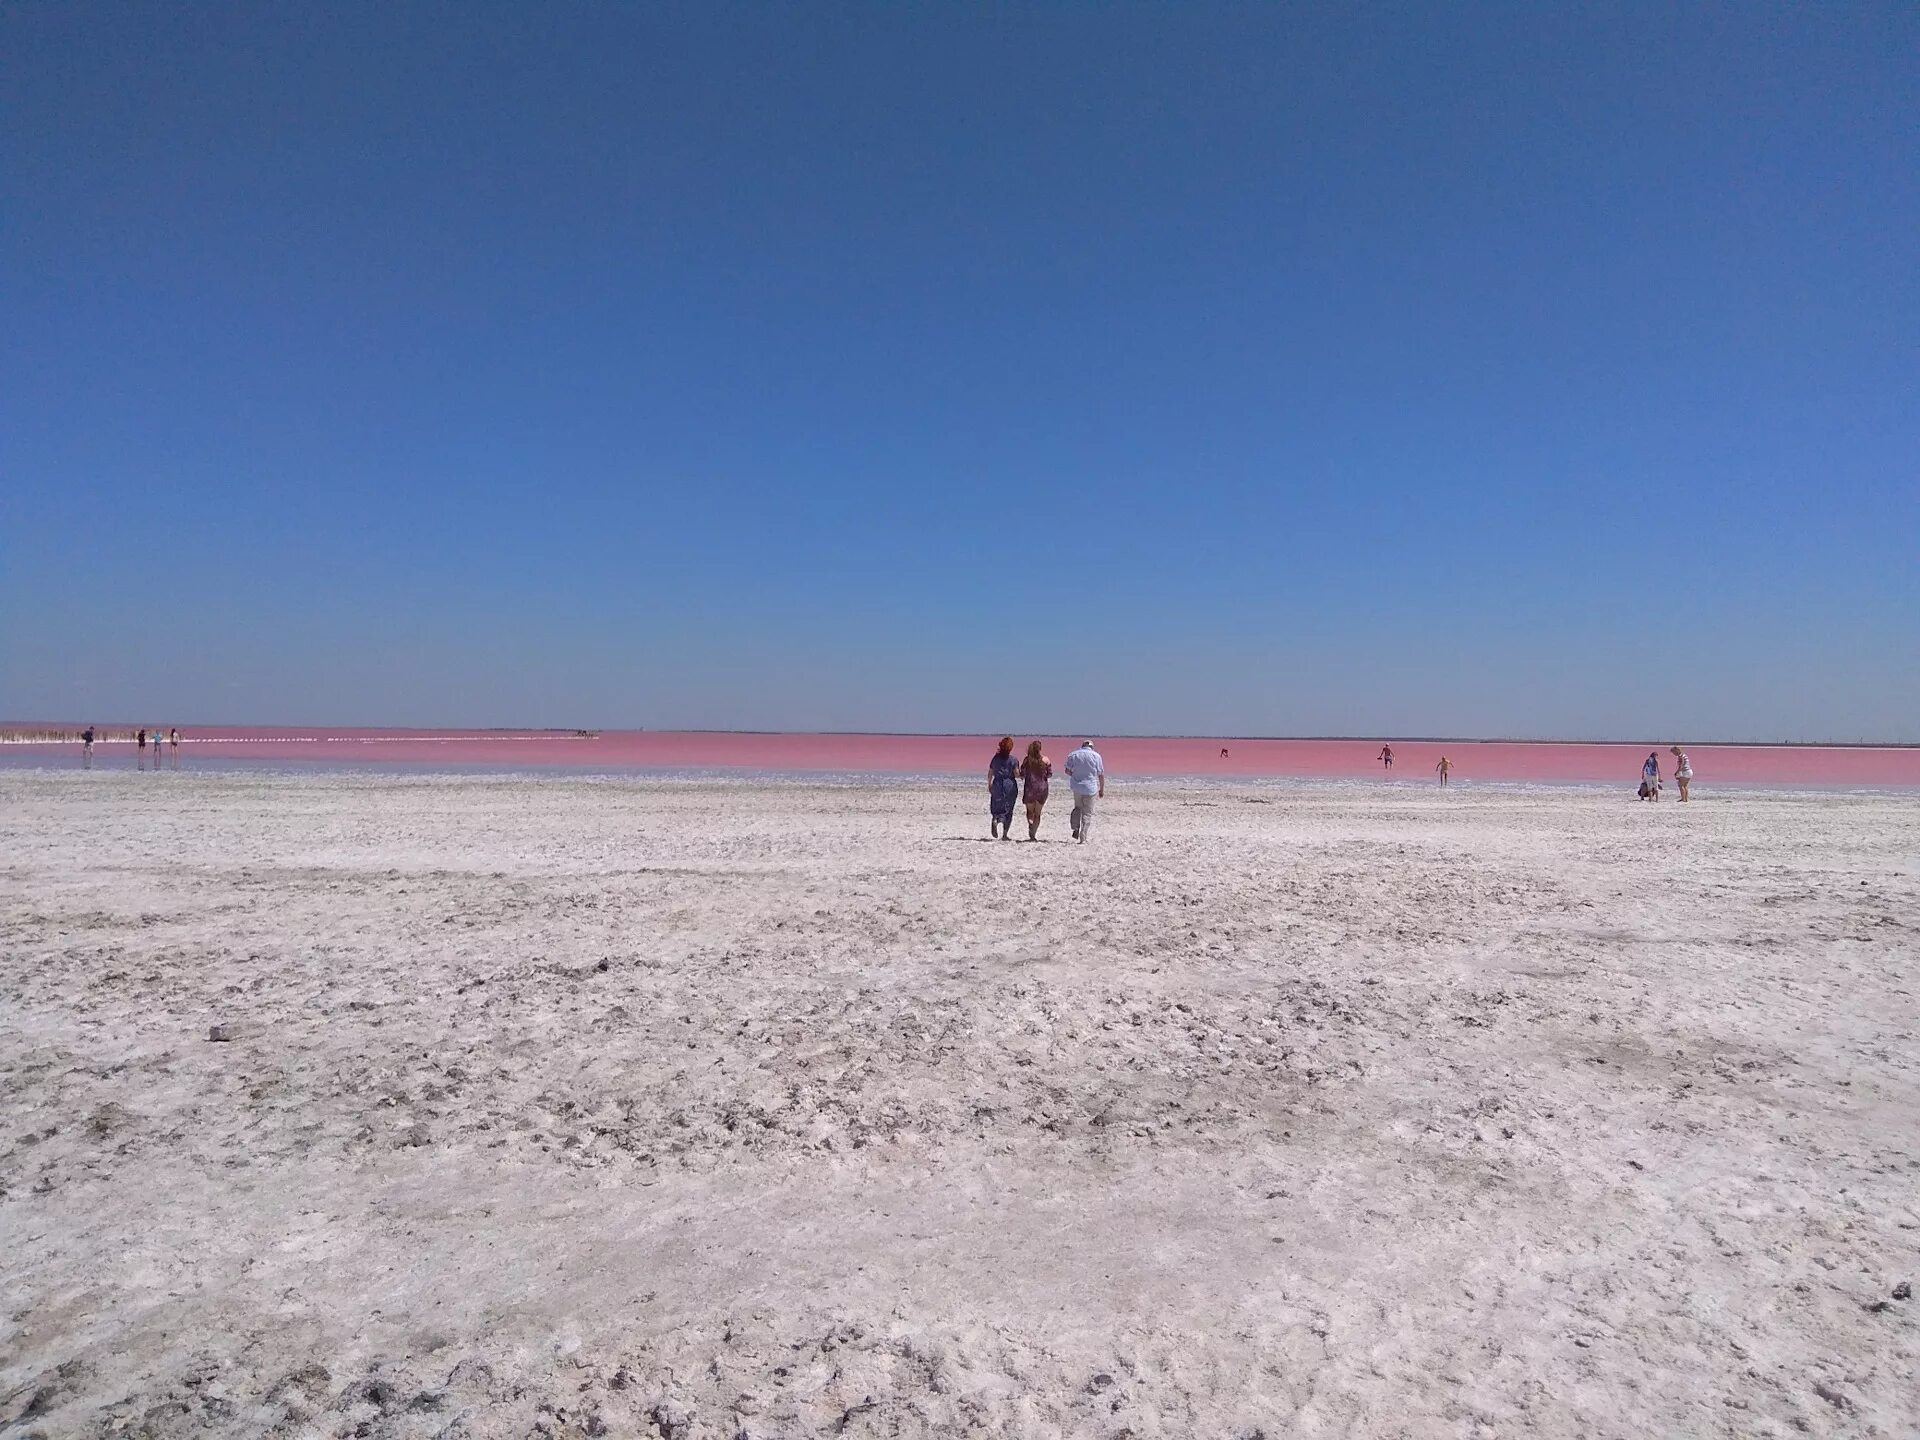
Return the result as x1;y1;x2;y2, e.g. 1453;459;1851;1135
1062;741;1106;843
1670;746;1693;802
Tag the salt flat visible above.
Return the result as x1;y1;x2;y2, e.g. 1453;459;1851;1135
2;771;1916;1438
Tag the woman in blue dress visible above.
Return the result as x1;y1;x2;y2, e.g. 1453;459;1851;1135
987;736;1020;840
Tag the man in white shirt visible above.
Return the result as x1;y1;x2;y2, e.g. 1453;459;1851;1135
1063;740;1106;843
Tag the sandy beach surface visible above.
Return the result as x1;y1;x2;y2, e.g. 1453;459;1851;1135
3;770;1916;1438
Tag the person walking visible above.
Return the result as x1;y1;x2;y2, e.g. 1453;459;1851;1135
81;725;95;769
1379;744;1394;770
1641;750;1662;801
1018;740;1052;840
987;737;1021;840
136;727;148;770
1435;755;1452;785
1064;740;1105;842
1671;746;1693;802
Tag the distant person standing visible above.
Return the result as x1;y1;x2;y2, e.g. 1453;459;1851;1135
169;727;181;769
1435;755;1452;785
1641;750;1662;801
136;727;148;770
1064;740;1105;843
1671;746;1692;802
987;736;1020;840
1018;740;1052;840
1379;745;1394;770
81;725;96;768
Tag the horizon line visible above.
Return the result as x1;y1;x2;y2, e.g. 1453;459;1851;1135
3;721;1916;750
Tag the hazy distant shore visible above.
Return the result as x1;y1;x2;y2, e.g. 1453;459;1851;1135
6;724;1916;747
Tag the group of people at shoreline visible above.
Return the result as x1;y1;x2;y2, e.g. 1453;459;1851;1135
53;728;1696;799
1639;746;1694;801
1383;740;1693;796
986;739;1699;826
987;738;1105;842
74;726;183;770
1376;744;1454;782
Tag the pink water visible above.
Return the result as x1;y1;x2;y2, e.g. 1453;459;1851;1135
11;727;1918;787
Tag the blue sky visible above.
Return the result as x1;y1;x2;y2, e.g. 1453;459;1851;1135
3;3;1914;739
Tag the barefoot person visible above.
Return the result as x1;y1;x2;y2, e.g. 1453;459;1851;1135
1018;740;1052;840
1641;750;1662;801
1064;739;1106;843
136;727;148;771
1435;754;1452;785
81;725;95;769
1671;746;1692;802
1379;744;1394;770
169;727;181;769
987;736;1020;840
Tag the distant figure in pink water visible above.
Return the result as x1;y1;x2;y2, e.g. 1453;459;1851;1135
1379;744;1394;770
1435;755;1452;785
136;727;148;770
1220;747;1229;759
169;727;181;768
1671;746;1692;802
1019;741;1052;840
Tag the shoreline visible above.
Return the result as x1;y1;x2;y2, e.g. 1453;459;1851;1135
6;733;1919;790
4;758;1918;798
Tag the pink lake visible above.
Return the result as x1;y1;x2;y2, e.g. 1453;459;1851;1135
8;727;1918;788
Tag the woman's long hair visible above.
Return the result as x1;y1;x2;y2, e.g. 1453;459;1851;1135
1025;740;1044;763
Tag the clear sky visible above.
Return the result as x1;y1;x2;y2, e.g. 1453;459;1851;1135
3;4;1915;740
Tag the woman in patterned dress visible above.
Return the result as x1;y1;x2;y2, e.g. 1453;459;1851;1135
987;736;1021;839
